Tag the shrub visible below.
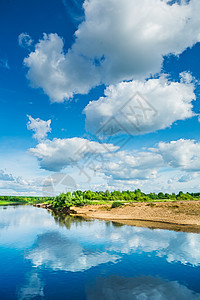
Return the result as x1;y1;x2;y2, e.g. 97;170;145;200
72;198;91;207
111;201;124;208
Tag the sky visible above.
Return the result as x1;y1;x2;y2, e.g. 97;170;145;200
1;0;200;196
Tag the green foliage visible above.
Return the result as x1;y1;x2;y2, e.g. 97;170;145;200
48;189;199;209
148;193;158;200
111;201;124;208
1;189;199;207
158;192;165;199
0;195;54;206
51;192;92;209
177;193;193;201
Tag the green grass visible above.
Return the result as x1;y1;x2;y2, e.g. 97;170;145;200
0;200;24;206
0;196;53;206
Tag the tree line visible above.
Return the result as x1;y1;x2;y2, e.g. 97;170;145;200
1;190;199;207
49;189;200;208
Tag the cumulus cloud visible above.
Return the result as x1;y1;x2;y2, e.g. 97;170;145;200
99;138;200;181
87;275;200;300
89;138;200;182
178;172;198;182
0;171;41;195
27;115;51;141
100;151;163;180
84;73;196;136
18;33;33;49
24;33;99;102
158;139;200;172
0;174;52;196
29;137;200;182
29;137;118;171
0;170;15;181
24;0;200;101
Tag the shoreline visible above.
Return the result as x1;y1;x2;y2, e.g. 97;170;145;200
70;201;200;233
83;217;200;233
35;200;200;233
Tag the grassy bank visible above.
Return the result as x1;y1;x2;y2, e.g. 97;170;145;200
0;196;54;206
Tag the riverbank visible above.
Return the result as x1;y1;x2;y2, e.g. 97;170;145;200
35;200;200;233
70;201;200;233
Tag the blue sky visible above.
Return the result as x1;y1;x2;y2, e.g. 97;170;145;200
1;0;200;195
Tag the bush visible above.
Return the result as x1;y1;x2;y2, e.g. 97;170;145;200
111;201;124;208
72;198;91;207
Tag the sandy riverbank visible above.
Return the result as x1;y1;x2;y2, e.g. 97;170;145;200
70;201;200;233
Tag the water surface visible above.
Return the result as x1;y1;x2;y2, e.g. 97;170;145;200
0;205;200;299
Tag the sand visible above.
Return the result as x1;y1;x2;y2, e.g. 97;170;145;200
70;201;200;233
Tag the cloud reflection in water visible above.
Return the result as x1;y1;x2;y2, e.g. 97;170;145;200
87;275;200;300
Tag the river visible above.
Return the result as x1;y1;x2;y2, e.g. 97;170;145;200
0;205;200;299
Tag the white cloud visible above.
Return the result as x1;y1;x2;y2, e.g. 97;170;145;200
104;170;200;194
84;73;196;136
27;115;51;141
0;170;45;195
87;138;200;183
0;177;45;195
101;151;163;180
18;33;33;49
29;137;119;171
0;170;15;181
28;137;200;186
87;275;200;300
24;0;200;101
104;139;200;182
24;33;100;102
158;139;200;172
0;147;53;196
98;138;200;182
178;172;198;182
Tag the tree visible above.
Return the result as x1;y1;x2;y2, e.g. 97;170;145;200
158;192;165;199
